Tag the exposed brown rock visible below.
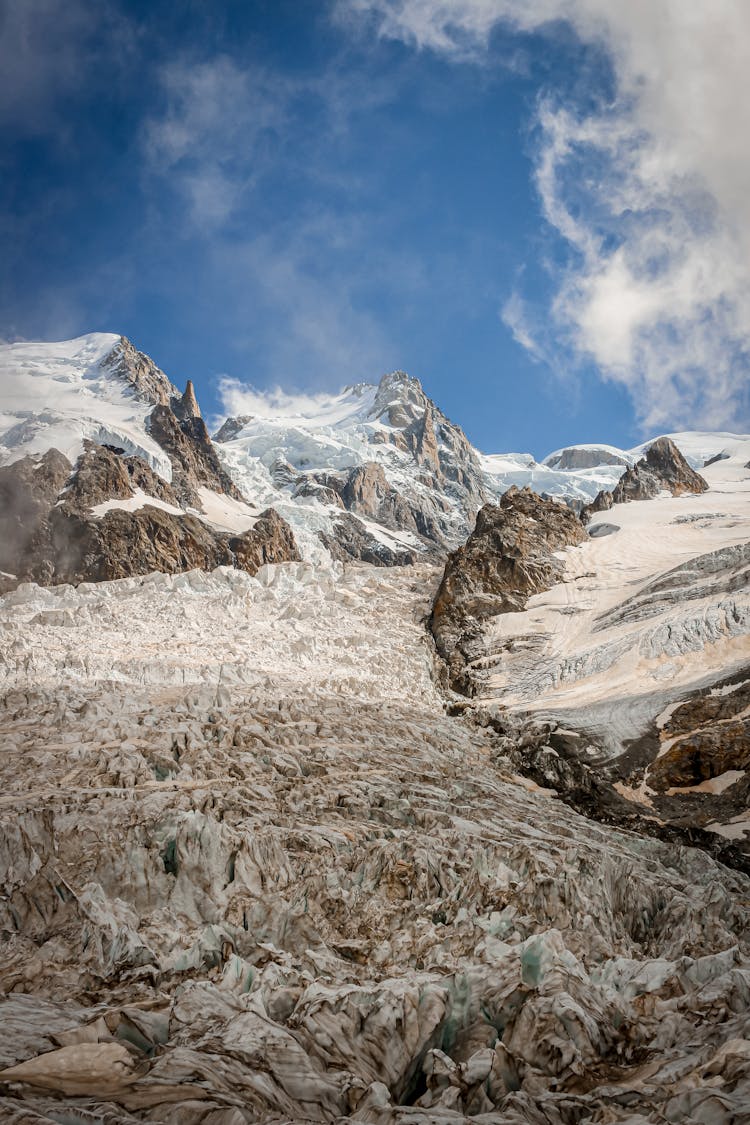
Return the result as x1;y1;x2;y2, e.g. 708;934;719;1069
20;503;299;586
431;487;587;692
646;678;750;792
585;437;708;518
62;443;182;515
0;450;72;578
319;512;417;567
230;508;302;573
648;718;750;791
171;379;201;421
403;409;441;478
101;336;179;407
62;442;134;512
146;404;244;507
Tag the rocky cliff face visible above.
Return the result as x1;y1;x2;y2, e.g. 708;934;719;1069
431;487;588;693
20;500;299;586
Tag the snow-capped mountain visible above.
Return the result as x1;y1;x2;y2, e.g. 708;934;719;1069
3;333;750;1122
0;334;299;587
2;332;747;582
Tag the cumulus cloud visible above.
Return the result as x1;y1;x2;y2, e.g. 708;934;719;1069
340;0;750;431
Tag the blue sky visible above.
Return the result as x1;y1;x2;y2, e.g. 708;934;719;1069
2;1;749;457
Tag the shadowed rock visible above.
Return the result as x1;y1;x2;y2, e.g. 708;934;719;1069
20;504;299;585
146;404;244;508
0;449;72;581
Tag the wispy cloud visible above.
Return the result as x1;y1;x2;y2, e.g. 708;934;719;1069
0;0;132;135
210;212;402;392
340;0;750;431
142;56;292;227
218;381;365;420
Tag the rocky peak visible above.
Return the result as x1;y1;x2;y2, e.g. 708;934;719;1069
101;335;180;407
172;379;201;421
146;405;244;507
639;436;709;495
585;436;708;517
370;370;429;428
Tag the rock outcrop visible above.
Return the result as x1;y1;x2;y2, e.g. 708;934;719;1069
586;436;708;516
146;403;244;508
0;450;72;582
20;503;299;586
545;446;629;471
319;511;417;567
101;334;180;407
431;487;588;692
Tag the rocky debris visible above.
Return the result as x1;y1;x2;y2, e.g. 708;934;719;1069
0;450;72;579
146;403;244;508
18;503;299;586
101;335;180;407
319;512;417;567
485;708;750;875
545;446;629;471
1;563;750;1122
586;436;708;516
431;487;587;692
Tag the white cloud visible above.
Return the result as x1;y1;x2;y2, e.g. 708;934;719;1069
500;291;544;361
340;0;750;430
218;381;362;420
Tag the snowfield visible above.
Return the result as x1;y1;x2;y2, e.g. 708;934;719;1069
478;438;750;749
0;335;174;480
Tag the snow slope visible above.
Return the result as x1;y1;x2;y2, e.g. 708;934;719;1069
479;439;750;729
0;335;173;479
